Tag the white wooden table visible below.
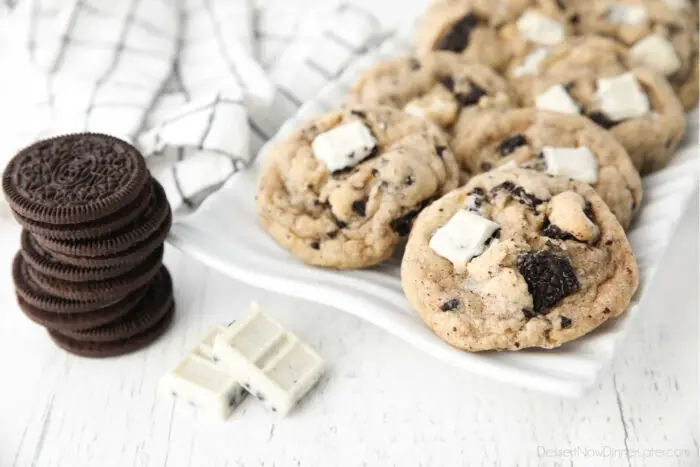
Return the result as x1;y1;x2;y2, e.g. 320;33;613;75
0;192;697;467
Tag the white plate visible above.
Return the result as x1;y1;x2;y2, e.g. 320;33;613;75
168;34;699;397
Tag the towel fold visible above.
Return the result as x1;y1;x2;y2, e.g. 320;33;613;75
0;0;385;213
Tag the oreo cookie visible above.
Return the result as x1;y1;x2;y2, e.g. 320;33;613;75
13;253;144;312
41;209;171;268
15;180;152;241
2;133;149;225
20;229;164;282
35;179;170;258
25;247;162;302
17;287;146;332
49;306;174;358
48;267;175;358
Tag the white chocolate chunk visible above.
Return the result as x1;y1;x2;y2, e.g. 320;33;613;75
548;191;600;242
606;3;647;25
512;47;549;77
311;121;377;172
594;72;650;121
542;146;599;184
160;323;249;418
629;34;681;76
535;84;580;115
198;324;230;361
159;352;247;419
213;303;325;416
516;11;565;45
429;210;500;267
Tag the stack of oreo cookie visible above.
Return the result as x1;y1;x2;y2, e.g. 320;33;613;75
2;133;175;358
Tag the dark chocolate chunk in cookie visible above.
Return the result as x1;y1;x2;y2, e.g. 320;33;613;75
440;298;460;311
455;82;486;106
542;221;576;241
437;14;479;53
351;199;367;217
587;111;617;129
491;181;543;210
560;316;572;329
498;134;528;157
439;76;455;92
517;250;579;315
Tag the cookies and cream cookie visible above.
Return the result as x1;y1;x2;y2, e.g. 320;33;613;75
415;0;576;72
451;108;642;228
573;0;698;109
402;169;639;351
509;36;686;174
256;107;460;269
347;52;517;131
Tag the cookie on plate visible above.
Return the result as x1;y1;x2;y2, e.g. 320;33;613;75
346;52;517;131
451;108;642;228
509;36;685;174
402;169;639;351
256;106;460;269
415;0;576;72
573;0;698;110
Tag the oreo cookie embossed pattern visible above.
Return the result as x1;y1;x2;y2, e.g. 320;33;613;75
3;133;175;358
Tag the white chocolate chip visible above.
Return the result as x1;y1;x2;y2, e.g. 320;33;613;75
403;86;459;126
516;11;565;45
594;72;650;121
629;34;681;76
606;3;647;25
512;47;549;77
311;121;377;172
547;191;599;242
429;210;500;268
542;146;599;184
535;84;580;115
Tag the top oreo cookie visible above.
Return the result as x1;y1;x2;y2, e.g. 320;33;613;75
3;133;149;225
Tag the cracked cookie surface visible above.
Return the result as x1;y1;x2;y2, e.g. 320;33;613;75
256;107;460;269
346;52;516;134
509;36;685;174
402;169;639;351
451;108;642;228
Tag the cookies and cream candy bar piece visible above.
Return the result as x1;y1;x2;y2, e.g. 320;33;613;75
512;47;549;78
429;210;500;268
629;35;681;76
159;350;247;419
606;3;647;25
198;324;230;361
213;303;325;416
594;72;650;121
542;146;599;184
536;84;580;115
516;11;565;45
311;121;377;172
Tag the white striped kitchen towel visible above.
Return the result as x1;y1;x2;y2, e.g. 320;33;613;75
0;0;385;213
